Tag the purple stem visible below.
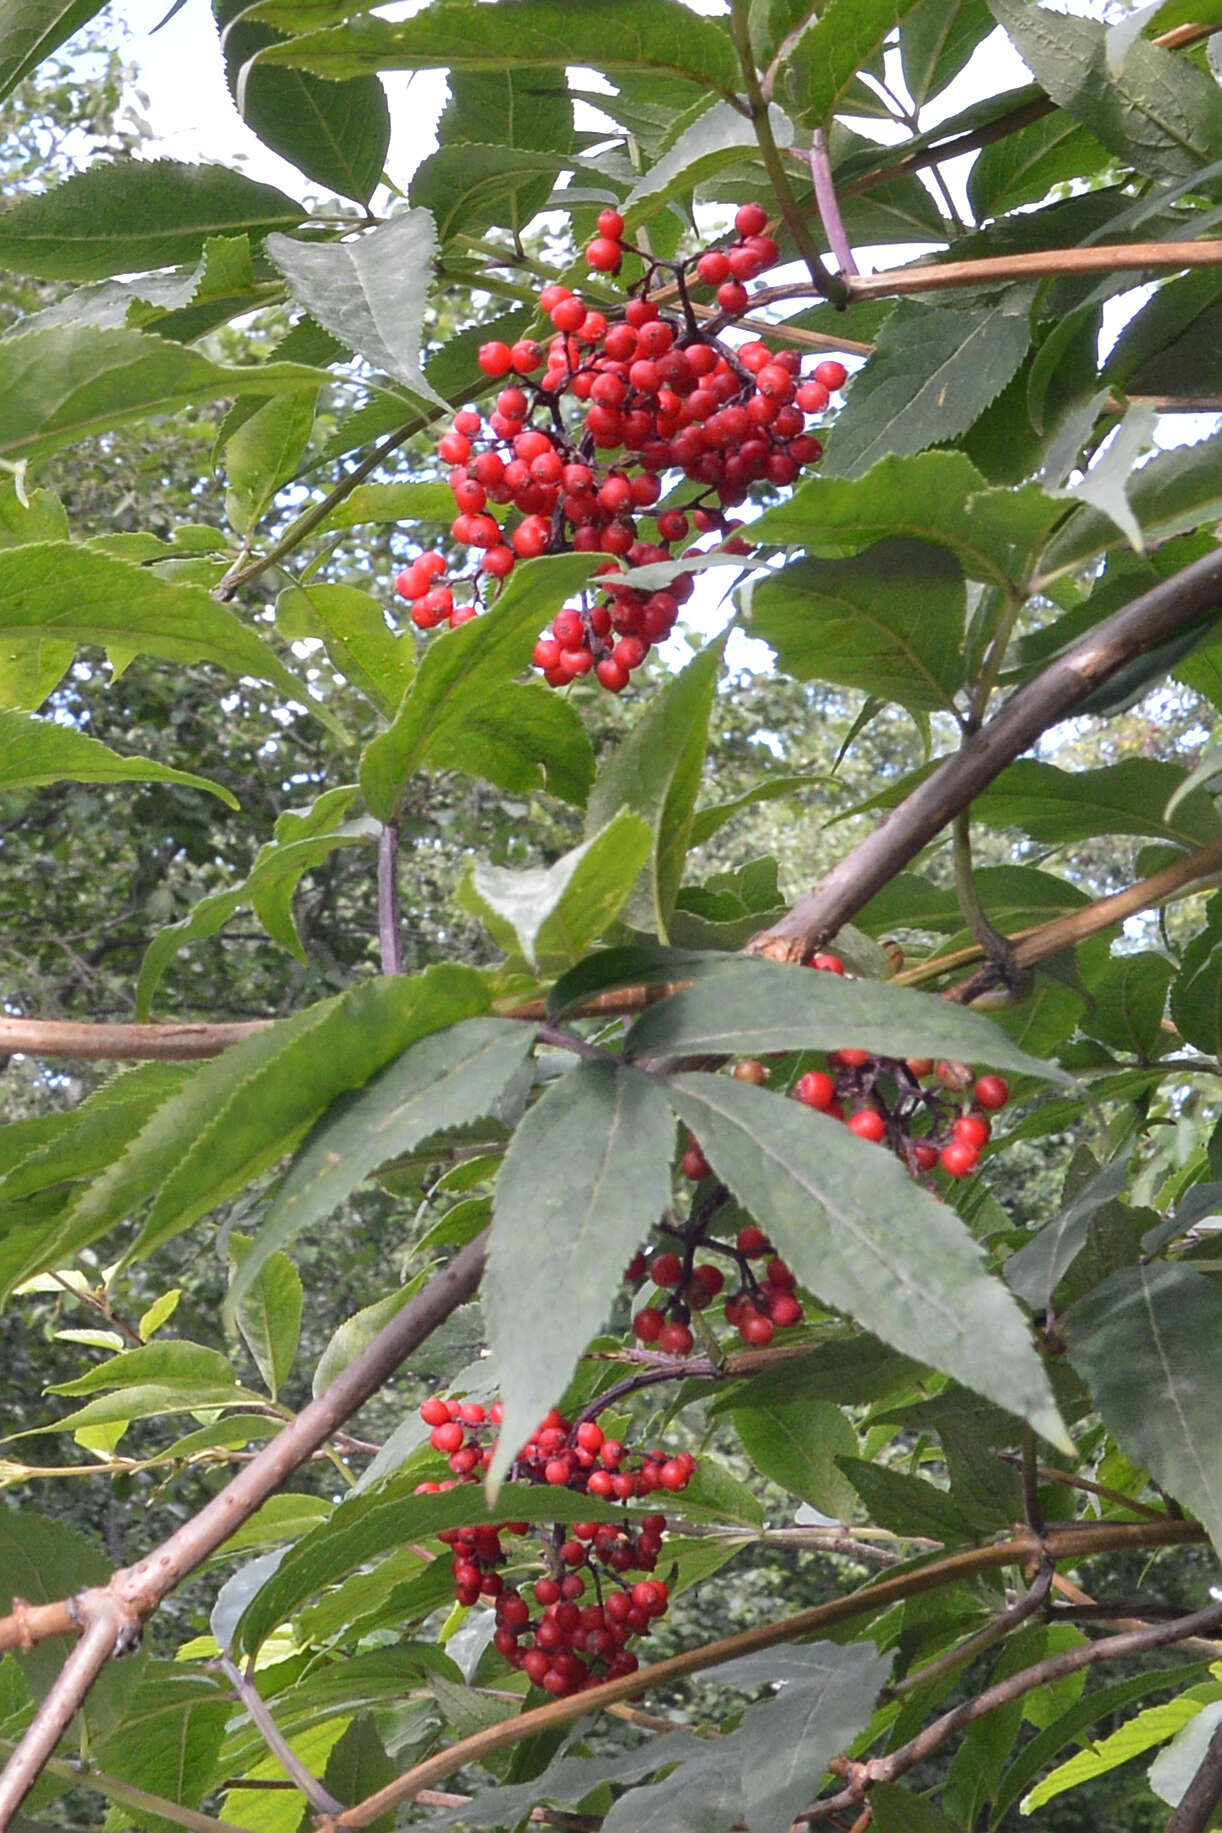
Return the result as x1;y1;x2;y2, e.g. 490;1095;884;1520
810;131;860;279
377;820;403;977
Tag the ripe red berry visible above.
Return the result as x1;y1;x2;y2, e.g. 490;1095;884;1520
650;1253;683;1288
633;1306;665;1344
849;1110;887;1144
974;1075;1010;1110
740;1311;775;1346
735;202;769;237
430;1421;465;1453
587;236;623;273
420;1397;451;1426
939;1141;979;1178
737;1225;769;1256
478;340;513;376
795;1070;836;1111
813;358;848;390
809;953;845;973
597;208;626;239
658;1321;694;1357
716;280;750;315
953;1114;992;1149
682;1144;710;1180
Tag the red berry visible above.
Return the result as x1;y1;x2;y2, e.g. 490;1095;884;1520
939;1141;979;1178
737;1225;769;1256
430;1421;464;1453
795;1070;836;1112
658;1321;694;1357
682;1144;710;1180
740;1311;775;1346
735;202;769;238
809;952;845;973
696;250;731;286
716;280;750;315
848;1110;887;1143
633;1306;665;1344
420;1397;452;1426
586;236;623;273
974;1075;1010;1111
813;358;848;390
478;341;513;376
952;1114;991;1149
597;208;625;239
650;1253;683;1288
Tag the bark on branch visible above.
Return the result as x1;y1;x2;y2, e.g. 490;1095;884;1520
748;546;1222;963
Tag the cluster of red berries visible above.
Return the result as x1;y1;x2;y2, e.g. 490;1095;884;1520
629;1218;802;1356
394;201;850;691
415;1396;695;1696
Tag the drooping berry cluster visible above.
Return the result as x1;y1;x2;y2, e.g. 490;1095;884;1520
394;202;850;690
628;1212;803;1356
415;1397;695;1696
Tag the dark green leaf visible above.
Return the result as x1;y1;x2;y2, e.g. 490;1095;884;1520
218;0;390;204
1065;1261;1222;1554
412;144;574;245
312;1283;421;1399
627;957;1068;1083
623;99;790;229
10;967;492;1294
229;1234;303;1400
0;707;236;804
321;1715;394;1833
972;758;1221;848
822;292;1034;479
987;0;1222;185
1171;935;1222;1054
661;1073;1067;1446
901;0;994;107
784;0;926;126
361;552;597;819
0;1;107;102
1006;1156;1131;1311
223;386;318;535
0;1511;109;1700
731;1397;858;1518
266;213;443;403
837;1458;977;1540
584;635;723;940
1082;952;1174;1058
0;325;325;465
93;1666;230;1833
751;450;1066;594
750;538;966;715
1038;429;1222;583
486;1060;675;1489
968;114;1111;219
229;1017;533;1317
0;158;305;280
245;1;744;99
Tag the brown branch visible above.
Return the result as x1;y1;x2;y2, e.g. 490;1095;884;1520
805;1597;1222;1822
0;1234;488;1824
319;1519;1205;1828
376;820;403;977
884;1558;1055;1702
845;240;1222;303
748;546;1222;963
1164;1711;1222;1833
0;1015;272;1060
0;1604;127;1829
218;1656;342;1817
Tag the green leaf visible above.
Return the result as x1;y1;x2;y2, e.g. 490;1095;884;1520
972;758;1222;849
660;1073;1067;1447
0;707;236;804
731;1397;858;1518
10;967;492;1295
836;1458;977;1540
1066;1262;1222;1555
968;114;1111;218
784;0;926;126
688;775;812;848
266;213;443;404
0;325;326;465
1082;952;1174;1058
224;386;318;535
312;1283;420;1399
277;583;413;717
320;1714;394;1833
987;0;1222;185
361;552;598;819
0;1510;109;1700
48;1339;243;1398
751;451;1065;594
622;99;790;230
137;797;375;1016
93;1665;230;1833
0;542;311;710
1037;427;1222;582
245;1;744;100
236;1481;643;1654
1107;270;1222;397
310;479;456;535
411;144;574;245
1023;1690;1214;1813
0;1;107;102
627;957;1068;1083
584;635;722;940
1007;1156;1131;1311
228;1234;303;1401
458;813;652;972
821;292;1034;479
0;158;306;281
228;1016;533;1318
900;0;994;107
1149;1699;1222;1808
218;0;390;205
750;538;966;715
603;1642;890;1833
485;1060;675;1490
1171;936;1222;1054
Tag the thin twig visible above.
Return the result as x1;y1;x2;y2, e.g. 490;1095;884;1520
218;1656;342;1817
805;1597;1222;1822
749;546;1222;963
377;820;403;976
1164;1710;1222;1833
884;1559;1054;1702
0;1605;129;1829
316;1520;1206;1827
809;132;859;278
